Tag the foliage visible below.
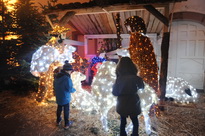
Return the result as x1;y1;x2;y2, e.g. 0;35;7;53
0;2;17;42
0;0;51;93
15;0;51;61
0;2;18;69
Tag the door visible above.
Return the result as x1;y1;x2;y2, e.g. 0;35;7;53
169;21;205;89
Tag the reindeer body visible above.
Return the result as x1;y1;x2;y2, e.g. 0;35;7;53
71;61;159;135
166;77;198;103
91;61;158;134
30;38;76;102
71;71;98;112
91;61;117;131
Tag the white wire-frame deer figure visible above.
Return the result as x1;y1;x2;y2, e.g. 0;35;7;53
91;61;117;131
30;37;76;102
71;60;159;135
71;71;98;112
166;77;198;104
92;61;158;135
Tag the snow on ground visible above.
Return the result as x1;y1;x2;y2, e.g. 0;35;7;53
0;90;205;136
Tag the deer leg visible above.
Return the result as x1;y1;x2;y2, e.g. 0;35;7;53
142;111;152;135
125;121;133;134
100;110;109;132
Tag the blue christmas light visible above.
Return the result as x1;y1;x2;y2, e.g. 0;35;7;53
90;56;107;68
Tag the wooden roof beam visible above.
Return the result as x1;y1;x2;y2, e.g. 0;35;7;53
63;39;84;46
59;11;76;26
45;15;54;29
44;4;166;16
144;5;169;27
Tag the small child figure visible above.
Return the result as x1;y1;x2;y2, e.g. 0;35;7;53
53;60;76;129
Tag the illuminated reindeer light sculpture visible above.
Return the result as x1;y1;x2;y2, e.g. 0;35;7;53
69;57;159;135
71;71;98;112
91;61;117;131
90;60;158;135
30;36;76;102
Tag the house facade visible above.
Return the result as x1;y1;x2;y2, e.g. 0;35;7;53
43;0;205;90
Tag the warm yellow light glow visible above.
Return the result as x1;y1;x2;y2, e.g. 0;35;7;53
49;25;70;35
31;36;78;102
35;62;61;102
3;0;17;12
5;35;19;40
7;57;20;67
129;32;159;92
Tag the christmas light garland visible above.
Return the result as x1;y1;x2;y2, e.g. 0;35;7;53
129;32;159;92
91;61;117;131
115;13;122;48
90;56;107;68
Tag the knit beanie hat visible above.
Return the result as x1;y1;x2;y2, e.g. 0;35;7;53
63;60;73;71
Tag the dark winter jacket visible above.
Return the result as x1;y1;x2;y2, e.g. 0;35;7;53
112;75;144;117
54;70;76;105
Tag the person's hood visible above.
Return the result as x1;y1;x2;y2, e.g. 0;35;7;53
56;70;70;79
55;70;70;83
54;75;68;84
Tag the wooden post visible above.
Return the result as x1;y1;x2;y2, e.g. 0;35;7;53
143;4;171;109
159;5;170;110
159;32;170;99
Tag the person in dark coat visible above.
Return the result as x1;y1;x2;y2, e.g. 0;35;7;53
112;57;144;136
54;60;76;129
